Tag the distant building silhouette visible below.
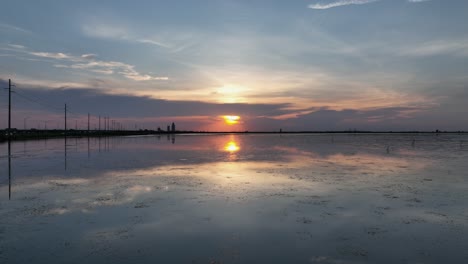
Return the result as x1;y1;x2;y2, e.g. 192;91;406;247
171;122;175;132
167;125;170;132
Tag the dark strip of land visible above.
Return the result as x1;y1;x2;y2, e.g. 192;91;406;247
1;129;467;142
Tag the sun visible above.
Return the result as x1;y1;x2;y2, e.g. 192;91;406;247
222;115;240;125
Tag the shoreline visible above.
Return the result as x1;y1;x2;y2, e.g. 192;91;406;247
1;129;467;142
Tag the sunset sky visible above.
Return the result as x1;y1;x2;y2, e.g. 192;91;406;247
1;0;468;131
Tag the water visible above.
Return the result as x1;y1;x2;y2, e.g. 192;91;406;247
1;134;467;263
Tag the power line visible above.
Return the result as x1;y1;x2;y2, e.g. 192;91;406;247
13;87;90;116
13;89;63;112
5;80;113;131
66;109;84;116
11;85;107;117
13;89;93;119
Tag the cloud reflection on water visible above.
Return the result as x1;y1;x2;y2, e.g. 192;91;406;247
1;134;468;263
0;134;436;216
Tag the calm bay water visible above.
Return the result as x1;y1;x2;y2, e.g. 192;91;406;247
1;134;467;263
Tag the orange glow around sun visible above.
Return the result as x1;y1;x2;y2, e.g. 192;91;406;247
223;115;240;125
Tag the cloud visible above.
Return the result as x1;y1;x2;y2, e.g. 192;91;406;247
82;23;171;48
91;69;114;75
1;77;466;131
81;22;188;52
82;24;129;39
399;39;468;57
12;46;170;81
308;0;380;10
55;60;169;81
8;44;26;49
244;107;433;131
81;53;97;59
0;22;31;34
0;80;291;118
121;70;169;81
408;0;430;3
1;44;168;82
29;52;74;60
136;39;171;49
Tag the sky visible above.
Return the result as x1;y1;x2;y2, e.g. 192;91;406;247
1;0;468;131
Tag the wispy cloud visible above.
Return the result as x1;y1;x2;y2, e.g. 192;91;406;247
81;22;194;52
81;53;97;59
136;39;172;49
3;44;170;81
82;23;172;49
51;56;169;81
30;52;75;60
408;0;430;3
0;22;31;34
399;39;468;57
308;0;379;10
82;24;129;39
8;44;26;49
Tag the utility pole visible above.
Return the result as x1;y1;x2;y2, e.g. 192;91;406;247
8;79;12;136
64;104;67;133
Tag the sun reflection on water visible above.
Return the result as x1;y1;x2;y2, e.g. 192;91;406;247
224;141;240;153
